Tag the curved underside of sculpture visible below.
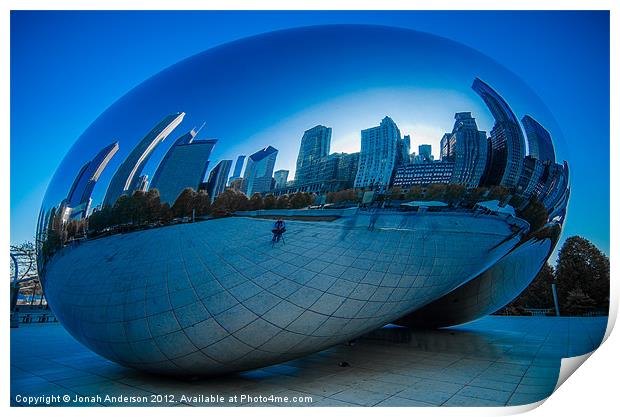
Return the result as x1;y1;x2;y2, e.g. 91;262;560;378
394;224;561;329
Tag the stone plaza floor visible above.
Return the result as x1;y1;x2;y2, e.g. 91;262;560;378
10;316;607;407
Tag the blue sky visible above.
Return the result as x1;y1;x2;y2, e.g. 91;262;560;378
10;11;609;259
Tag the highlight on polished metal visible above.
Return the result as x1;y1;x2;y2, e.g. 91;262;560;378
36;25;570;376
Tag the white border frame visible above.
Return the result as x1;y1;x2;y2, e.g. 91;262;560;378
2;2;616;417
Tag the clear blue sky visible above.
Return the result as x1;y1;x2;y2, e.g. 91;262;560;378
10;11;610;259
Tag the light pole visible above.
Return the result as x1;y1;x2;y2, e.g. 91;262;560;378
552;282;561;316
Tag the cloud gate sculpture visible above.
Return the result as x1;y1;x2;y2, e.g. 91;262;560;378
36;25;570;376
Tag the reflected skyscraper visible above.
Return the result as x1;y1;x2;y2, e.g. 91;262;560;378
65;142;119;219
228;155;246;186
440;133;451;161
354;116;401;189
242;146;278;196
295;125;332;186
547;162;570;220
334;152;360;187
472;78;525;188
540;161;569;212
150;129;216;205
136;175;149;192
517;155;546;199
274;169;289;189
522;115;556;163
393;161;455;187
446;112;488;188
206;160;232;202
515;116;559;200
397;134;411;166
418;144;433;162
103;113;185;206
271;151;359;196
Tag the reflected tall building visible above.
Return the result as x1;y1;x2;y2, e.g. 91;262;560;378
136;175;149;192
472;78;525;189
397;135;411;166
522;115;555;163
517;115;556;199
65;142;119;219
274;170;289;189
517;156;546;199
150;129;217;205
547;162;570;220
393;161;455;187
103;112;185;206
445;112;488;188
295;125;332;186
206;160;232;202
335;152;360;187
418;144;433;162
440;133;451;161
272;152;359;196
540;161;569;212
354;116;401;189
242;146;278;196
228;155;246;186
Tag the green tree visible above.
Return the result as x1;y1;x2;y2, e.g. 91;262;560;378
249;193;264;210
555;236;610;314
193;190;211;216
112;194;130;224
88;206;113;232
65;220;78;240
263;194;276;209
172;188;197;218
133;191;151;224
424;184;447;201
517;197;548;233
160;203;173;224
390;187;405;200
145;189;162;223
487;185;511;202
303;192;315;207
444;184;466;207
212;189;249;214
275;194;290;209
405;186;424;201
563;287;597;316
289;192;308;209
327;188;360;204
463;186;488;207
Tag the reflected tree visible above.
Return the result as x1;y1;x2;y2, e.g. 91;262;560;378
249;193;264;211
263;194;276;209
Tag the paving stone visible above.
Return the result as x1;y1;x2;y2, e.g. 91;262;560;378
330;388;391;406
396;387;453;405
443;394;505;407
10;315;607;407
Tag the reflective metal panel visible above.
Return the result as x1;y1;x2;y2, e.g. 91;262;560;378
394;224;562;329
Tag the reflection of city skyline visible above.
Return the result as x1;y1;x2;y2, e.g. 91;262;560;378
72;77;567;225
